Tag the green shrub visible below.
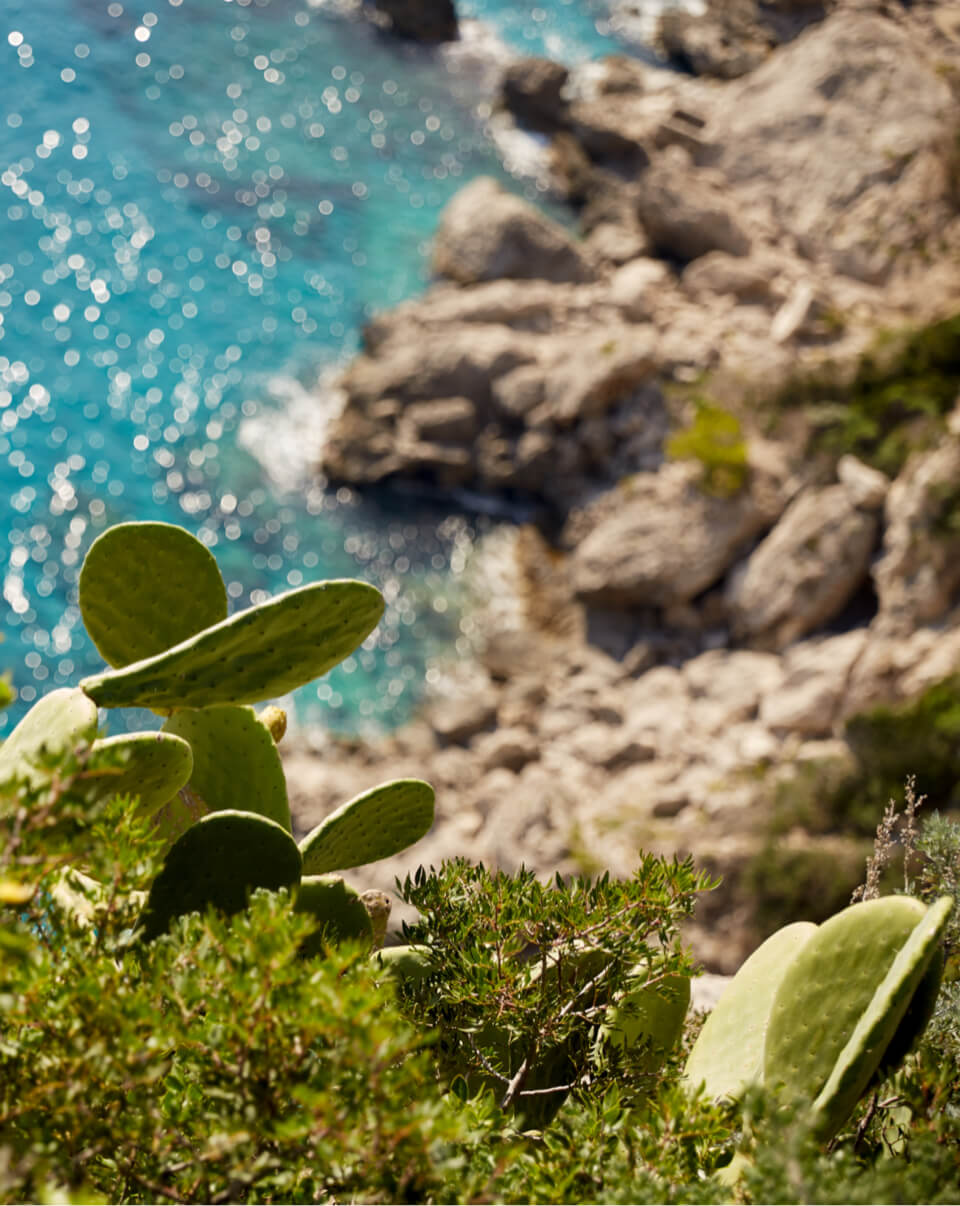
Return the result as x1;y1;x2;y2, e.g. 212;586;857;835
775;312;960;476
665;401;749;497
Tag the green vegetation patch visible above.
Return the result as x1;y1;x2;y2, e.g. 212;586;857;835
665;400;749;497
776;312;960;477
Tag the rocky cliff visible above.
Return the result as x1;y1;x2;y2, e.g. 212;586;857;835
286;0;960;970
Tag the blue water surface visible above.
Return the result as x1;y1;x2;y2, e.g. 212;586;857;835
0;0;631;737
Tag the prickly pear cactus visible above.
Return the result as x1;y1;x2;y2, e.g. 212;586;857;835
685;895;954;1147
78;521;228;667
0;687;98;792
86;731;194;815
162;705;291;832
600;966;690;1070
766;895;953;1139
140;809;302;941
294;875;373;957
683;921;817;1102
372;943;436;984
299;778;435;875
80;579;385;712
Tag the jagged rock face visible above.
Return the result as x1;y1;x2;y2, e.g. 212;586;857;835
726;484;879;650
635;149;753;262
500;57;570;133
568;464;767;609
370;0;458;43
431;177;593;286
873;438;960;630
711;8;956;282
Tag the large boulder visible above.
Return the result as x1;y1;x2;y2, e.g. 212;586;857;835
500;58;570;133
711;8;957;282
657;5;769;79
726;483;879;650
370;0;458;43
873;438;960;630
569;463;766;609
635;148;753;263
432;177;593;285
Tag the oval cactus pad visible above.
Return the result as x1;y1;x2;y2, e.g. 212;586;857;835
140;809;301;941
763;897;927;1109
298;778;435;875
811;895;953;1138
294;875;373;956
0;687;98;792
602;968;690;1062
163;705;291;832
79;522;227;668
88;731;193;814
80;579;385;711
684;921;817;1102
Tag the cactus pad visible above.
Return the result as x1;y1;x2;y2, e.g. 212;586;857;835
601;967;690;1065
81;579;384;711
372;944;436;985
763;898;926;1111
684;921;817;1102
86;731;194;814
299;778;434;875
294;875;373;956
79;521;227;667
140;809;301;941
162;705;291;831
809;895;953;1138
0;687;98;791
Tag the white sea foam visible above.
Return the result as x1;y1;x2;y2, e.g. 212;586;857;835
237;368;348;494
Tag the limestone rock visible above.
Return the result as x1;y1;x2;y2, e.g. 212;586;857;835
726;484;878;649
432;177;593;286
473;726;540;772
570;464;766;609
400;397;477;444
657;6;769;79
540;326;657;426
608;258;672;321
500;57;570;133
760;630;867;735
682;250;782;304
837;454;889;511
429;690;499;744
873;441;960;629
370;0;458;43
712;9;956;283
635;149;752;263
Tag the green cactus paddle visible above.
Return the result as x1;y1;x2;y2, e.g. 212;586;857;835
80;579;385;712
299;778;435;875
763;898;927;1111
600;966;690;1069
79;521;227;668
139;809;302;941
683;921;818;1102
85;731;194;814
372;944;436;985
0;687;98;793
801;896;953;1139
162;705;291;831
294;875;374;956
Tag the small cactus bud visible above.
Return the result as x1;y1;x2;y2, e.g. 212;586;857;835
257;705;287;745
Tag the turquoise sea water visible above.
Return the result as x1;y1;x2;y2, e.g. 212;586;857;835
0;0;632;737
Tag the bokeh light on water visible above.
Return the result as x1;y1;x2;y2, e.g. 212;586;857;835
0;0;624;736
